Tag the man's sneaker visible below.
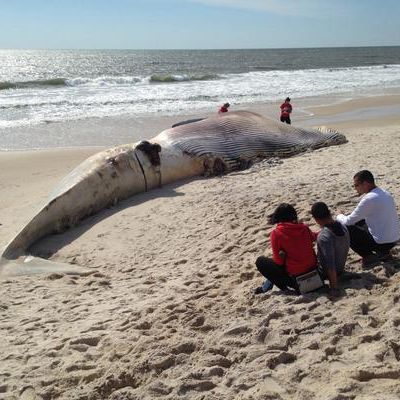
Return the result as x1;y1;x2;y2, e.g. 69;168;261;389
376;251;394;262
361;254;380;268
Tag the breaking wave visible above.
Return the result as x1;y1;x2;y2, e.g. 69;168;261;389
1;73;219;90
0;78;67;90
149;74;219;83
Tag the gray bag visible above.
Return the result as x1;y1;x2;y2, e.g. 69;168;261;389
295;269;324;294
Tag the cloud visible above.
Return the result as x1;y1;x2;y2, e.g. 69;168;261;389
183;0;342;17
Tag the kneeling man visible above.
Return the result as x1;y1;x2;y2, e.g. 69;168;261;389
336;170;399;266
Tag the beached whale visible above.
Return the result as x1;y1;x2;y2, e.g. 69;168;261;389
0;111;346;276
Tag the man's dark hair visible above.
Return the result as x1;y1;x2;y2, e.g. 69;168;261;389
270;203;297;224
311;202;331;220
354;170;375;184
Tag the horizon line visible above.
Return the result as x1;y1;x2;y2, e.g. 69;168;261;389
1;44;400;52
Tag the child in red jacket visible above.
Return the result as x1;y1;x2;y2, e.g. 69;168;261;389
255;203;317;294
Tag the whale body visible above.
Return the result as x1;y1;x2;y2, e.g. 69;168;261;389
0;111;346;276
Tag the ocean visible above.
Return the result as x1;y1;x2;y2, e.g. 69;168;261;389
1;46;400;149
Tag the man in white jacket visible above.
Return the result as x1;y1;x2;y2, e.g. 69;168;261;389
336;170;399;266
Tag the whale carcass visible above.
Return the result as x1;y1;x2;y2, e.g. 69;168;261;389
0;111;346;276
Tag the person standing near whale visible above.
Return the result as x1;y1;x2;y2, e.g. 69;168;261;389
218;102;230;114
280;97;292;124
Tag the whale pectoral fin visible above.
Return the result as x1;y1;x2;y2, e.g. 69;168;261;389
0;256;91;278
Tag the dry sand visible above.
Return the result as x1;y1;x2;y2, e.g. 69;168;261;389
1;96;400;400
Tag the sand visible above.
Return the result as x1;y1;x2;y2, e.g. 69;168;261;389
1;95;400;400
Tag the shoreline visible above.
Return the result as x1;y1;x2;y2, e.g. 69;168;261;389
1;89;400;151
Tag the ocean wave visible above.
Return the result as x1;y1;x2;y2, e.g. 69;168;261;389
0;74;219;91
187;95;219;101
149;74;219;83
66;76;142;87
0;76;145;91
0;78;67;90
3;64;397;92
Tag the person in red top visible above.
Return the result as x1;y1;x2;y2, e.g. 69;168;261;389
218;102;230;114
280;97;292;124
255;203;318;294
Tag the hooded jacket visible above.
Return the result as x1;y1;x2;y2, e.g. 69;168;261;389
280;101;292;117
270;222;318;276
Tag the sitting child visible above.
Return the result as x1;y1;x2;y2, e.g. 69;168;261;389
311;202;350;297
255;203;318;294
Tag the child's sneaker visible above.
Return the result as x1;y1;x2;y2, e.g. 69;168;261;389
254;279;274;294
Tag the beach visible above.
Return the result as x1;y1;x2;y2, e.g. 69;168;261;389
1;94;400;400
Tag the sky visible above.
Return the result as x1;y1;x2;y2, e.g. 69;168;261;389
0;0;399;49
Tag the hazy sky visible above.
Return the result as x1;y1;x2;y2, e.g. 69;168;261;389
1;0;399;49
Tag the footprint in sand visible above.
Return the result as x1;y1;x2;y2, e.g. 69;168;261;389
69;335;102;347
19;387;40;400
